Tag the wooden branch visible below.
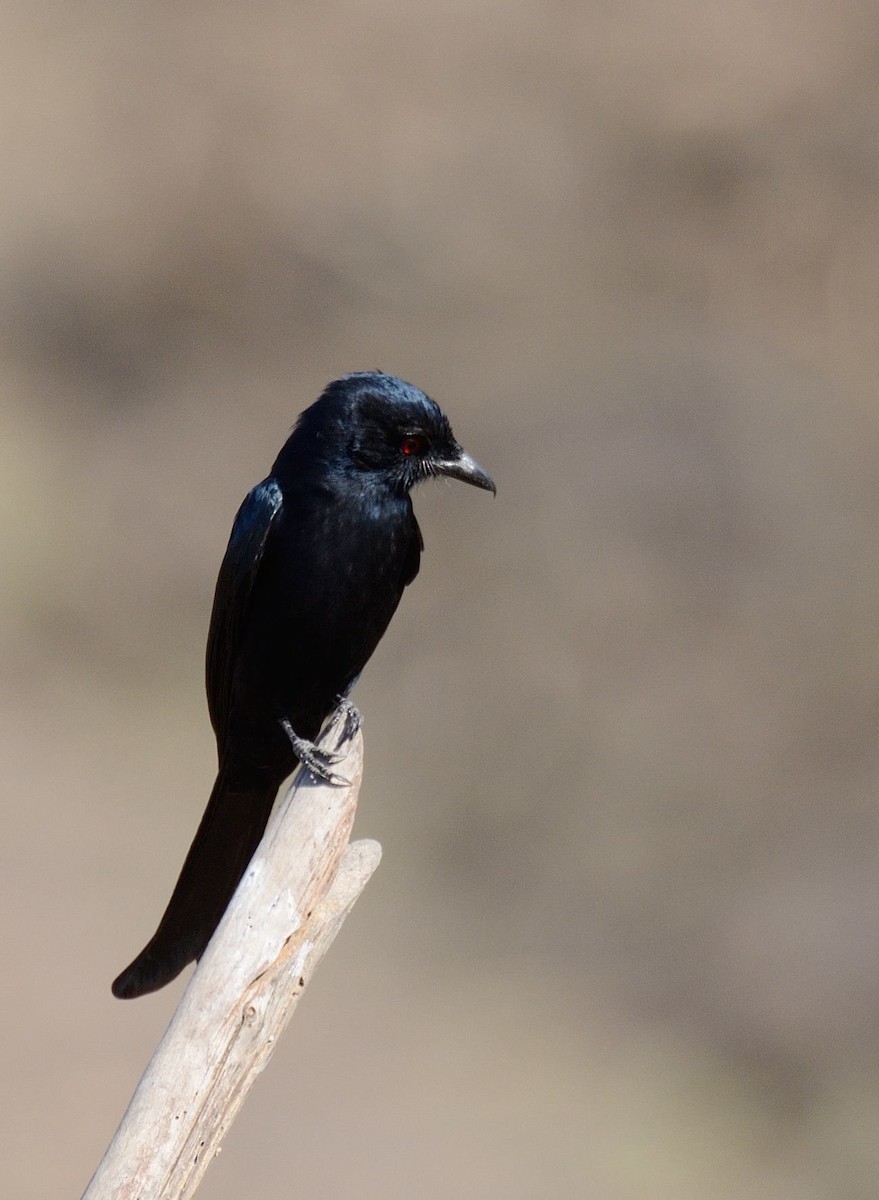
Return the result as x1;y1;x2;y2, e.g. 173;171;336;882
84;724;379;1200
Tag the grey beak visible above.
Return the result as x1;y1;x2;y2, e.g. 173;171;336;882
433;449;496;495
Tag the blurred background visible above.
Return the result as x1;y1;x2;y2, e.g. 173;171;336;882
3;2;879;1197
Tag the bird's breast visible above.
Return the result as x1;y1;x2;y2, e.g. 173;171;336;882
238;488;416;722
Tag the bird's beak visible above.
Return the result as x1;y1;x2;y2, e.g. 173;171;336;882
433;448;496;495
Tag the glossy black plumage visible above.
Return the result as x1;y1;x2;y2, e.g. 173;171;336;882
112;372;494;998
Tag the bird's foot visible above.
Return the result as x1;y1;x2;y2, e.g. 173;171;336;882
328;697;362;743
280;718;348;786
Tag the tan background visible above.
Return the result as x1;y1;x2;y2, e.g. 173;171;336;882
3;3;879;1197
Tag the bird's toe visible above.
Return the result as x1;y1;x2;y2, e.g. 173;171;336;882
329;697;362;742
280;718;349;785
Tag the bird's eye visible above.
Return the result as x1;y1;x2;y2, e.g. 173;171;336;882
400;434;427;456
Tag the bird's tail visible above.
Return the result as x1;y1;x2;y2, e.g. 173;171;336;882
111;762;281;999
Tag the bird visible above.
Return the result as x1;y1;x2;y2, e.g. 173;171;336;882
111;372;495;999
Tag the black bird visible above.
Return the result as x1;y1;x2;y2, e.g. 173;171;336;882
112;372;494;998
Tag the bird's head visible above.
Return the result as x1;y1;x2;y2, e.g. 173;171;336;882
300;372;496;498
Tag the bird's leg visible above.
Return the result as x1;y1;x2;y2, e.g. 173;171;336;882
279;718;348;786
328;696;362;743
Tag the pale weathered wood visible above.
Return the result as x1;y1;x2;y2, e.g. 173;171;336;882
84;723;380;1200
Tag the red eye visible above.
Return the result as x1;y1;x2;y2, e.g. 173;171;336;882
401;435;426;456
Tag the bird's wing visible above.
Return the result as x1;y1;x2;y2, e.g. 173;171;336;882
401;509;424;588
206;477;283;745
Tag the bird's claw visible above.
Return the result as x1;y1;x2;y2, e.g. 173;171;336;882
329;697;362;743
280;719;349;786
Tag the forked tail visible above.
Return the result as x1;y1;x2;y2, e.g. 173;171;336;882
111;763;281;999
